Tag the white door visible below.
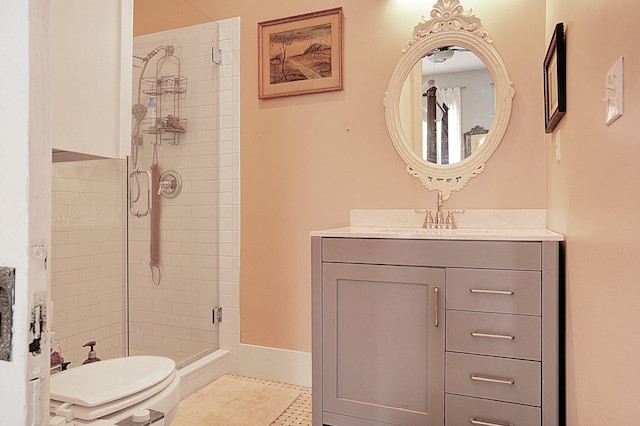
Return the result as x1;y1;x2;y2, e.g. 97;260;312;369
0;1;51;423
0;1;132;424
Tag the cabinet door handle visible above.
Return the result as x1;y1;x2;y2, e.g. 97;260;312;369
434;287;439;327
469;417;514;426
470;331;515;340
469;288;514;296
470;374;515;385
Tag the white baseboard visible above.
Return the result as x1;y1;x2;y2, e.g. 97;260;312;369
238;343;311;387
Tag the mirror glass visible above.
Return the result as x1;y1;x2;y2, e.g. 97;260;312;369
400;46;494;165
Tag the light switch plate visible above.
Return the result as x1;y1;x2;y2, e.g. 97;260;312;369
604;56;623;125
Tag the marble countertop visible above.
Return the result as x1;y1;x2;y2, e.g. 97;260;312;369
310;209;564;241
310;226;564;241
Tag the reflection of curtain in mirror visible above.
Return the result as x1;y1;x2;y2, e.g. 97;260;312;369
441;87;462;163
440;103;449;164
424;86;438;163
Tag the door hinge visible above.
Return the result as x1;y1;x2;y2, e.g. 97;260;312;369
0;267;15;361
212;47;222;64
212;307;223;324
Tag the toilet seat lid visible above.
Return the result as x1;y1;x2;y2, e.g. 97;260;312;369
50;356;176;407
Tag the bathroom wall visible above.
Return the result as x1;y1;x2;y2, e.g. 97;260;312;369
545;0;640;424
134;0;546;355
129;19;241;369
134;0;640;421
51;159;125;367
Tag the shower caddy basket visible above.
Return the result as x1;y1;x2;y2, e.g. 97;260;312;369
141;54;187;145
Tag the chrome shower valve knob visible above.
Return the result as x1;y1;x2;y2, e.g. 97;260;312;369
158;170;182;199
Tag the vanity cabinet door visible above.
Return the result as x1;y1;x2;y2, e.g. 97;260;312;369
322;262;445;426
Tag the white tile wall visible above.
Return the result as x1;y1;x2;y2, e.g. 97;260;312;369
50;18;240;371
51;159;125;368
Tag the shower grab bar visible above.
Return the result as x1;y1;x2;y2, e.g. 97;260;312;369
129;168;152;217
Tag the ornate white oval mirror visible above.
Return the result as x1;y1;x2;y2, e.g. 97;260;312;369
384;0;515;199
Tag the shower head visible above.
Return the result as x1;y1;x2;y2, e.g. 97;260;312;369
132;103;147;121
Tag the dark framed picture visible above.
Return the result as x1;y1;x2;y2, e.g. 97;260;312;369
258;8;343;99
544;22;566;133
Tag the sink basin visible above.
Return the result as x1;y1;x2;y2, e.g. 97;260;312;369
382;227;490;235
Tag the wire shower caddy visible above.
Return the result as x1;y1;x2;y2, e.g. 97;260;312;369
141;53;187;145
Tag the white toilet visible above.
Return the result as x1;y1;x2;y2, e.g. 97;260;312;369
49;356;181;425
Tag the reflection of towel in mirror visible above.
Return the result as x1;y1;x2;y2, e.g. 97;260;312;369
150;164;160;267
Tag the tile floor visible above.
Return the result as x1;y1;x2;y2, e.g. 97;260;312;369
270;383;312;425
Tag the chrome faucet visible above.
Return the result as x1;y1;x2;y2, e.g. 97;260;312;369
421;191;458;229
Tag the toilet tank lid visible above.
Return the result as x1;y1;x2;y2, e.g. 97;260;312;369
50;356;176;407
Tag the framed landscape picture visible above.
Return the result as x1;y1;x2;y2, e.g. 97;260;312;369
258;8;343;99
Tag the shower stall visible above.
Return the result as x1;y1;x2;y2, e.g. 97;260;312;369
50;19;240;383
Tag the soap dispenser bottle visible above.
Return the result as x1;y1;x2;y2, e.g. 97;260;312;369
82;341;101;364
50;332;65;368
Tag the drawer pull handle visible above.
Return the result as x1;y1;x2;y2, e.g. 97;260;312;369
470;374;515;385
470;331;515;340
469;417;514;426
469;288;514;296
434;287;439;327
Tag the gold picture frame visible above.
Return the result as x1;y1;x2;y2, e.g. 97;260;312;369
258;8;343;99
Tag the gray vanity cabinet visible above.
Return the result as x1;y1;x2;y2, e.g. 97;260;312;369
312;236;561;426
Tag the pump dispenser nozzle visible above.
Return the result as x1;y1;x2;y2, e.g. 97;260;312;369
82;341;101;364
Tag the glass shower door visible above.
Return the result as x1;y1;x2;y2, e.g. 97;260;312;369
127;24;221;367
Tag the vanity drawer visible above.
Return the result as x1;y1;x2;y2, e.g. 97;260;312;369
446;352;541;406
322;238;542;270
446;310;541;360
447;268;541;315
446;394;541;426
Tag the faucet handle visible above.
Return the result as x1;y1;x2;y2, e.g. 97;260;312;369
445;210;456;229
423;210;434;228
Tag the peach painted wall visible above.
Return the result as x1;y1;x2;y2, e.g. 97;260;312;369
134;0;546;351
546;0;640;424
